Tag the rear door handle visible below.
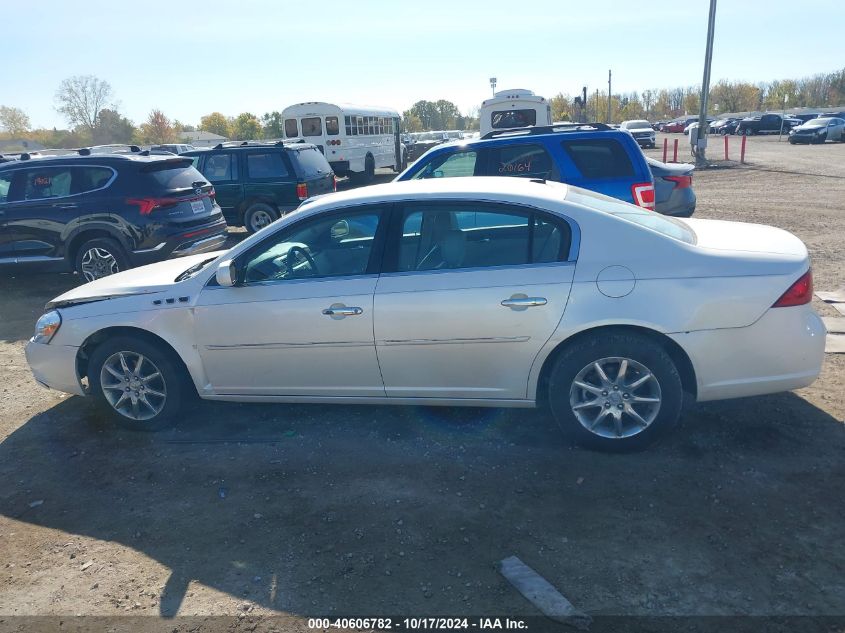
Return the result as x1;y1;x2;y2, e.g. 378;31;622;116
55;203;78;210
501;297;547;309
322;306;363;316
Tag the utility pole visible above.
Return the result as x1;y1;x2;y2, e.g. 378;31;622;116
489;77;497;97
695;0;717;166
582;86;587;123
607;69;612;123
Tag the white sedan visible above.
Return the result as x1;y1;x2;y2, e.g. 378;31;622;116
26;178;825;451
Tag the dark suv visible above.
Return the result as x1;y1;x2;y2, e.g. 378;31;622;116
396;124;657;210
183;141;336;234
0;149;228;281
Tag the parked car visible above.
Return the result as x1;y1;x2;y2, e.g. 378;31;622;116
406;131;449;162
662;118;697;133
710;117;740;135
620;120;656;148
788;117;845;144
183;141;335;234
646;157;695;217
150;144;195;155
26;177;824;451
735;113;800;135
396;123;657;211
0;148;228;280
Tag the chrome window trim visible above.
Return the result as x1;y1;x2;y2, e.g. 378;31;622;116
379;260;575;280
1;164;118;203
205;272;380;291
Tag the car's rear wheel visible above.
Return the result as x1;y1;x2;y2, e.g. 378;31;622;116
548;333;683;452
74;237;128;282
89;336;187;431
244;203;279;234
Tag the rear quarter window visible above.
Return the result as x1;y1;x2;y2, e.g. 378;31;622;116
289;147;331;177
561;138;634;179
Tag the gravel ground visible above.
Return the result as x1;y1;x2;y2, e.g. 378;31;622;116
0;135;843;630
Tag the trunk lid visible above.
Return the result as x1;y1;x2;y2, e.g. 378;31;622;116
682;218;808;259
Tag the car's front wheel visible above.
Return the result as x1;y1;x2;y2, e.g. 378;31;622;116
88;336;187;431
548;333;683;452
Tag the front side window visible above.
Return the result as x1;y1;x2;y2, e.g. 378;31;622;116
284;119;299;138
301;117;322;137
395;204;570;272
411;150;478;179
204;153;235;182
326;116;339;135
491;109;537;129
22;167;73;200
488;144;554;179
242;209;383;283
561;139;634;179
246;152;289;179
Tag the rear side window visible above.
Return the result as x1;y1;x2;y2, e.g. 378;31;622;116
142;160;207;191
246;152;289;179
491;109;537;129
561;139;634;179
75;167;113;192
487;144;554;179
411;150;477;179
284;119;298;138
22;167;73;200
301;117;322;137
289;148;330;177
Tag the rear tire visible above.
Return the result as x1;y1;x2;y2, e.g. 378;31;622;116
244;202;279;234
74;237;129;282
88;336;188;431
547;333;683;452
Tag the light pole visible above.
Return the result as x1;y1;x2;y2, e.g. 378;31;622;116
489;77;497;96
695;0;717;167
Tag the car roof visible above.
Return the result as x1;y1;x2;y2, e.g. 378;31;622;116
0;151;190;170
182;141;320;155
421;126;633;155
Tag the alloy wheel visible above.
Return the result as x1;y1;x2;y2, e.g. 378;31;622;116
249;209;274;232
569;356;662;439
99;351;167;421
80;247;120;281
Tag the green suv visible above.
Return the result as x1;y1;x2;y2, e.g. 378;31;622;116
183;141;336;233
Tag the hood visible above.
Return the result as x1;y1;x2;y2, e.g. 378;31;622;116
46;251;226;309
626;126;653;133
794;122;826;131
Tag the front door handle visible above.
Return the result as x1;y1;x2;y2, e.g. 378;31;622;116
501;296;547;309
55;203;78;210
322;306;363;317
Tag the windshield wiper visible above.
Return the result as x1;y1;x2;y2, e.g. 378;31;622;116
175;257;217;282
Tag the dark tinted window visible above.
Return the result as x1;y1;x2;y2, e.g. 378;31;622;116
290;147;330;177
204;153;236;181
561;139;634;179
491;109;537;129
22;167;73;200
75;167;113;192
396;204;569;272
143;161;207;191
326;116;339;135
301;117;322;137
284;119;298;138
0;172;12;203
246;152;289;179
488;144;554;179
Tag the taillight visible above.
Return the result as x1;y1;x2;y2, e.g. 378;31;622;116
631;182;655;210
664;175;692;189
296;183;308;200
209;187;216;202
772;270;813;308
126;197;179;216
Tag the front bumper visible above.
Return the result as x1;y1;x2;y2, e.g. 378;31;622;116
634;135;655;147
25;341;85;396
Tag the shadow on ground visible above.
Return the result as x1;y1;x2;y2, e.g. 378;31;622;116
1;390;843;618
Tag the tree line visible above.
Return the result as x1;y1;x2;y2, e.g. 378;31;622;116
1;68;843;149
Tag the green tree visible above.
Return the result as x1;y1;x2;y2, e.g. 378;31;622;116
55;75;113;135
0;106;31;135
200;112;231;138
549;93;573;122
261;111;284;138
232;112;262;140
433;100;460;129
401;112;423;132
139;109;176;144
92;108;135;145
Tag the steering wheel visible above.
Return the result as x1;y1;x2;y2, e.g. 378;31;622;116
286;245;319;277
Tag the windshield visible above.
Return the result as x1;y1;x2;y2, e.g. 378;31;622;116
566;187;696;244
808;118;831;126
624;120;651;129
174;257;218;282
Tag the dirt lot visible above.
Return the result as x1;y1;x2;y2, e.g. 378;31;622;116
1;134;844;630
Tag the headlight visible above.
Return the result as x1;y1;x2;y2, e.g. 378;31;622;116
32;311;61;344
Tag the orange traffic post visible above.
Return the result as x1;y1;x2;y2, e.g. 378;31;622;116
724;135;729;160
662;138;668;163
672;138;678;163
740;135;747;163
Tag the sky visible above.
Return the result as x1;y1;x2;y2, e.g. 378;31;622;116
2;0;843;129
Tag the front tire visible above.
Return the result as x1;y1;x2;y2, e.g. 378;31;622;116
244;202;279;234
548;333;683;452
89;336;187;431
744;128;754;136
74;237;129;282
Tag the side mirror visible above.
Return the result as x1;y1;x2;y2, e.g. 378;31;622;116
215;259;238;287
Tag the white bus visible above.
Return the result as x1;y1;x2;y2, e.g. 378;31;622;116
281;102;406;182
480;89;551;137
